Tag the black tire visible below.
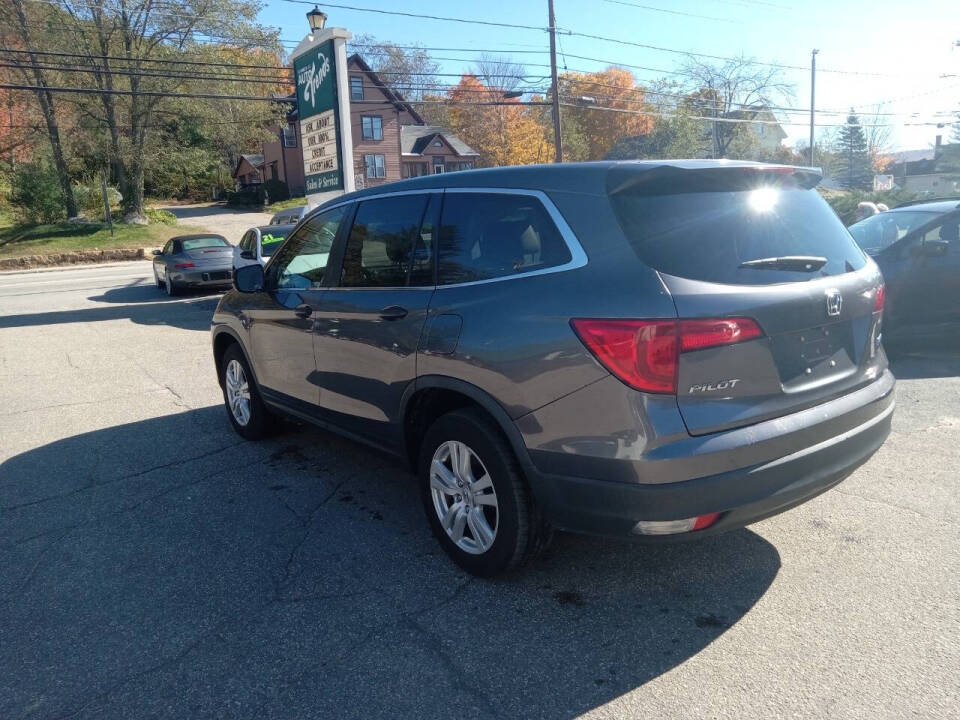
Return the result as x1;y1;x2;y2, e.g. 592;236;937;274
419;408;552;577
220;344;272;440
164;273;179;297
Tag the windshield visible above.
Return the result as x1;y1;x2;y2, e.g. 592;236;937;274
181;236;228;251
847;210;940;255
259;230;290;257
610;183;867;285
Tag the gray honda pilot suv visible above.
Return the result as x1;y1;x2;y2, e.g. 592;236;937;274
212;161;894;576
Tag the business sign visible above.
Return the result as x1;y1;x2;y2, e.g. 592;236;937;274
294;40;343;193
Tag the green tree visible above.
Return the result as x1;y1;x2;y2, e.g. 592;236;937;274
833;112;873;191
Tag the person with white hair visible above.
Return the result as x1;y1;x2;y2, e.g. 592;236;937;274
855;201;880;221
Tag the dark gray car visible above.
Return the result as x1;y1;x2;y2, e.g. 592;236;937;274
152;234;234;296
211;161;894;576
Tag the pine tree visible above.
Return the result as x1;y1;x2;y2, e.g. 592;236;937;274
834;111;874;190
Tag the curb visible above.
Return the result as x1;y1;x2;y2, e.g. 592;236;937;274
0;247;147;271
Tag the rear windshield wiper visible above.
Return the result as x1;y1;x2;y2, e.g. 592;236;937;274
738;255;827;271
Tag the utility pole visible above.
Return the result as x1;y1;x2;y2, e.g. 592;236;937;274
548;0;563;163
809;49;818;166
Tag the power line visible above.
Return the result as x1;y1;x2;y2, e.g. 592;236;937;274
275;0;548;32
0;48;291;72
602;0;735;23
1;83;295;102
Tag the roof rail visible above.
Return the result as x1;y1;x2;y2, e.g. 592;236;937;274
894;196;960;208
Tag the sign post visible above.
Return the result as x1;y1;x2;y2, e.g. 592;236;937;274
290;26;354;206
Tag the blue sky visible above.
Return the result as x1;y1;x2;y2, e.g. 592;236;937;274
257;0;960;152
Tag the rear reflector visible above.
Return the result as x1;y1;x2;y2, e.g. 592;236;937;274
874;283;885;312
174;262;195;269
571;317;763;394
632;512;722;536
678;318;763;353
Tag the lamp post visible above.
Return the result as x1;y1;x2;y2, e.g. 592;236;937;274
306;5;327;33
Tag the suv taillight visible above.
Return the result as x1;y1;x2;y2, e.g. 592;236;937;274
571;318;763;394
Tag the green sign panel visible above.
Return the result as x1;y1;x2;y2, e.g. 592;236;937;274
294;40;343;193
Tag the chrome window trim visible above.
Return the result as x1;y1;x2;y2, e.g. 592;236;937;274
304;186;588;290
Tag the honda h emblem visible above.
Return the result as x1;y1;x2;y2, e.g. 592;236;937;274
825;289;842;317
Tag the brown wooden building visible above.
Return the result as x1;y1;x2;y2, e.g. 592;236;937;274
236;54;476;196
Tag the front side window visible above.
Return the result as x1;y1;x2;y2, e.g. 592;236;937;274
365;154;386;179
267;207;345;290
848;210;940;255
437;193;572;285
361;116;383;141
350;76;364;101
340;195;429;288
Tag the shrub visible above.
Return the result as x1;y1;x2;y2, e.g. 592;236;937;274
262;178;290;203
226;187;265;207
73;181;123;219
10;161;65;224
820;187;918;226
145;208;177;225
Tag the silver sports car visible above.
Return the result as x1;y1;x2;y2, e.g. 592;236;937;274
152;234;235;296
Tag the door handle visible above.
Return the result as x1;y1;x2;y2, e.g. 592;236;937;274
379;305;408;321
294;304;313;319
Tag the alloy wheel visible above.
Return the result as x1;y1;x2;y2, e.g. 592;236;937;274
225;359;251;426
430;440;499;554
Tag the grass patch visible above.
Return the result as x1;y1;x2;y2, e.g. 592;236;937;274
0;218;206;258
267;197;307;212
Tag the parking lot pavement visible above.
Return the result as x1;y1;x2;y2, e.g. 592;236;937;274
155;202;274;244
1;262;958;719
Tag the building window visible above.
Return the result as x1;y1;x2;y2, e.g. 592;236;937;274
365;154;386;179
282;123;297;148
270;164;278;181
362;115;383;141
433;156;445;174
433;140;443;147
350;76;364;101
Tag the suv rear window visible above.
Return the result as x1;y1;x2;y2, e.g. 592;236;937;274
609;171;866;285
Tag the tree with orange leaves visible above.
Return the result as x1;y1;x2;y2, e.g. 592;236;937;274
558;67;653;160
446;75;552;167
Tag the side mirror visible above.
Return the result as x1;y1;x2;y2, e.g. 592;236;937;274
240;250;255;260
234;263;264;293
151;249;162;256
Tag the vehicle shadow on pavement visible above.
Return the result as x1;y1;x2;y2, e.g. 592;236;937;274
0;285;220;332
1;405;780;719
887;348;960;380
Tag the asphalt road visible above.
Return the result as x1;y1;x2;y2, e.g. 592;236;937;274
1;262;958;719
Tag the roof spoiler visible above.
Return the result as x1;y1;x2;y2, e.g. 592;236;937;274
608;163;824;196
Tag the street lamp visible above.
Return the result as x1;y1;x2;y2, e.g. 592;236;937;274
306;5;327;33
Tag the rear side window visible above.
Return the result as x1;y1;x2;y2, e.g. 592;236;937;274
437;193;571;285
609;176;867;285
340;194;429;287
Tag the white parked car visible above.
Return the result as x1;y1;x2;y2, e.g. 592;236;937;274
234;224;296;270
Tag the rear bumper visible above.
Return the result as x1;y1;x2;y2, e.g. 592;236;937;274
520;370;895;539
172;269;233;287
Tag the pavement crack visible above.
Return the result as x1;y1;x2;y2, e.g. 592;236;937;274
2;439;248;513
